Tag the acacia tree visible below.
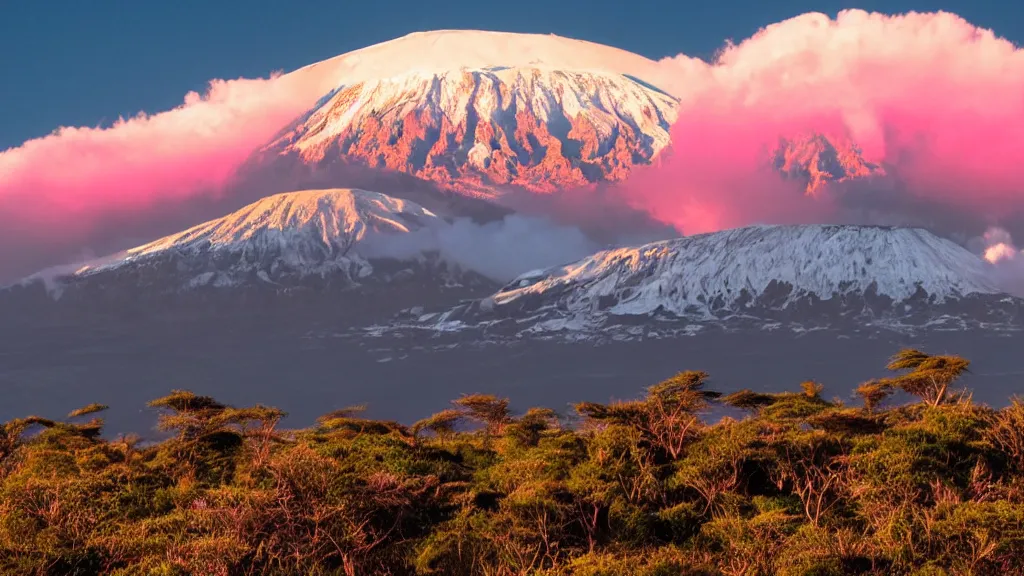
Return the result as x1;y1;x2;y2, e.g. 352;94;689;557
148;390;230;441
62;403;110;439
452;394;511;443
855;349;971;410
226;405;286;469
411;408;463;445
66;403;108;420
506;407;560;448
573;422;663;507
0;416;55;466
644;371;721;460
886;349;971;407
240;444;436;576
316;405;410;441
722;390;778;413
577;370;720;460
855;379;894;413
148;390;275;481
672;420;754;514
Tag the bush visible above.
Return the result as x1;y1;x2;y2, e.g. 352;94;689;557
1;348;1021;575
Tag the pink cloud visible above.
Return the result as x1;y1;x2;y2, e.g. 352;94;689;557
985;243;1019;264
0;69;335;223
626;10;1024;235
0;64;341;276
980;227;1020;264
973;227;1024;295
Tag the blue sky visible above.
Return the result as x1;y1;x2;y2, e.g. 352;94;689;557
1;0;1020;150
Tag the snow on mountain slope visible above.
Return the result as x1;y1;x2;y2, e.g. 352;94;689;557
387;225;1022;340
262;67;678;196
38;188;456;290
129;188;437;267
493;225;999;309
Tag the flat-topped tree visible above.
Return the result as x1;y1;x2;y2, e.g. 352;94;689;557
855;379;895;414
722;390;778;413
506;407;560;448
222;405;286;468
886;349;970;407
317;404;369;429
317;404;410;438
412;409;463;445
147;391;293;481
452;394;511;438
577;370;720;460
147;390;229;441
67;403;109;419
722;381;835;425
65;403;110;438
856;349;971;410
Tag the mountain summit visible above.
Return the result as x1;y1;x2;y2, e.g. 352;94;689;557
259;30;680;197
252;30;877;201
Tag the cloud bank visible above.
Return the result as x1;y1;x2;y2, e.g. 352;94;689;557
433;216;601;282
626;10;1024;238
359;214;602;283
0;65;340;279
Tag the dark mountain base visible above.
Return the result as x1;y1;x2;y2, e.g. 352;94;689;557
0;258;497;331
3;319;1022;437
420;290;1024;339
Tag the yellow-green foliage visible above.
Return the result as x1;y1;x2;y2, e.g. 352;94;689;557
2;348;1024;575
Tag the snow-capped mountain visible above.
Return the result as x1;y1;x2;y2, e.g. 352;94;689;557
245;30;874;201
384;225;1023;340
67;188;450;288
258;31;680;197
4;189;499;329
262;67;676;196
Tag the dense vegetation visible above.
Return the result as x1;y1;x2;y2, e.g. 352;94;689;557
3;349;1024;575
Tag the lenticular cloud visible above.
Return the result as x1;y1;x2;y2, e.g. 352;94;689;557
629;9;1024;236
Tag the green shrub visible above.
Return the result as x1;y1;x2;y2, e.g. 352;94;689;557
1;348;1020;575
